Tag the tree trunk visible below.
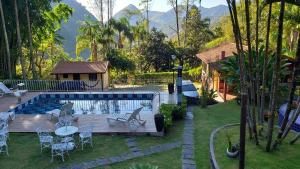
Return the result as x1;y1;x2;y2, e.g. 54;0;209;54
146;0;149;32
260;3;272;125
25;0;37;79
14;0;26;80
92;39;97;61
255;0;261;125
273;33;300;147
226;0;248;168
100;0;104;25
266;0;285;152
183;0;189;47
281;100;300;140
0;0;12;79
245;0;259;145
290;133;300;145
107;0;110;21
175;0;180;46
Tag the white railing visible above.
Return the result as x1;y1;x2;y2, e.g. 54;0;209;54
3;80;103;92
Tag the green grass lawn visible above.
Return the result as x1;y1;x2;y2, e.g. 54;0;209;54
0;120;184;169
194;101;300;169
1;101;299;169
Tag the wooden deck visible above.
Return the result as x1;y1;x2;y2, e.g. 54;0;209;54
8;114;156;133
0;92;176;133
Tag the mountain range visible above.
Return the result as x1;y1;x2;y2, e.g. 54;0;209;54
113;4;228;37
58;1;228;58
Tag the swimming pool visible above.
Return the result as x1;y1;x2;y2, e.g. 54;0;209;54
10;93;154;115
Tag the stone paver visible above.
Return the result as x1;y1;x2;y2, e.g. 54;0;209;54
182;107;196;169
125;137;141;153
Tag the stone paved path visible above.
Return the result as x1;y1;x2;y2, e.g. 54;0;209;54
125;137;141;153
182;106;196;169
59;141;181;169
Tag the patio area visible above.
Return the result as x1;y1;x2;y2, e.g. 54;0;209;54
0;91;176;134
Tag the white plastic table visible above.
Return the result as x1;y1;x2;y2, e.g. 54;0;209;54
55;126;78;137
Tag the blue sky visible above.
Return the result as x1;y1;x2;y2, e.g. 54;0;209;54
77;0;228;19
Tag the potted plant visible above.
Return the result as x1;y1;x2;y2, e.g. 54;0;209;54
168;83;174;94
226;133;239;158
154;113;164;132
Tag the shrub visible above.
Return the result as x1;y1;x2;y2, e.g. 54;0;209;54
159;104;173;127
172;105;185;121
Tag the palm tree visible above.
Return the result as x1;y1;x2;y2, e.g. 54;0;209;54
77;19;100;61
111;18;130;49
25;0;37;79
266;0;285;152
14;0;26;80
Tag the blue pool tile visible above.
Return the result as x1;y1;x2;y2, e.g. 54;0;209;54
60;94;65;99
108;94;113;99
127;94;133;99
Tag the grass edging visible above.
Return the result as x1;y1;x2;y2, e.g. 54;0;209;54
209;123;240;169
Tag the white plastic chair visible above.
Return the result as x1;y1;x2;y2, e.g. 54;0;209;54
0;122;9;139
51;137;75;162
46;103;73;120
79;125;93;150
0;135;8;156
36;128;53;152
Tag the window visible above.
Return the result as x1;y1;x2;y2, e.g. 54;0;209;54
63;74;68;79
89;73;97;81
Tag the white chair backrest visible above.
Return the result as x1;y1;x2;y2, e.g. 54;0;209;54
0;82;11;94
80;125;93;133
0;135;6;143
60;103;74;116
128;107;143;121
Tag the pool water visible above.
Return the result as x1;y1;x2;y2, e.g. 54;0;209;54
15;98;153;115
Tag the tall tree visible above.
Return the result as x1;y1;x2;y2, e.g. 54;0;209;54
226;0;248;168
168;0;181;47
266;0;285;152
14;0;26;80
260;2;273;126
0;0;12;79
25;0;37;79
273;31;300;148
140;0;152;32
183;0;190;47
245;0;259;145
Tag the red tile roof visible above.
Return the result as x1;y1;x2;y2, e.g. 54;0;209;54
196;43;247;64
52;61;109;74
